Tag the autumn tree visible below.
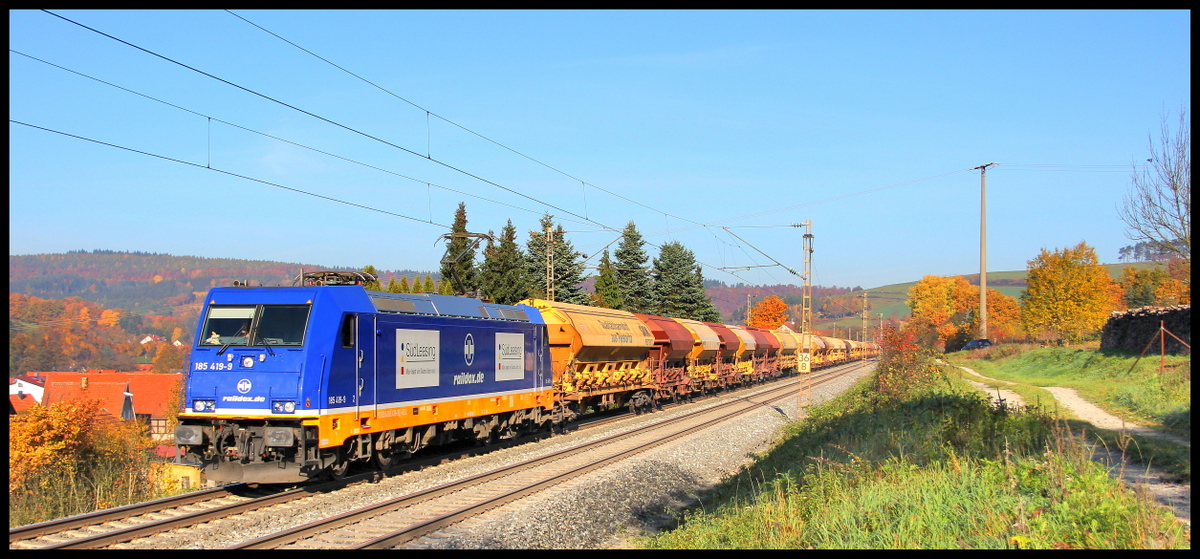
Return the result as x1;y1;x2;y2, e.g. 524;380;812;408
1118;264;1189;308
614;221;655;313
479;220;531;305
1020;242;1120;344
10;398;160;525
904;275;974;349
1117;107;1190;264
1162;257;1190;305
747;295;789;329
152;341;186;374
906;274;1023;350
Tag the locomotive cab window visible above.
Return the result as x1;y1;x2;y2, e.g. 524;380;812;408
200;304;311;347
201;306;255;346
254;305;310;346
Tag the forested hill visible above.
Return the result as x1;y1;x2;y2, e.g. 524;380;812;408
8;251;432;317
10;251;863;324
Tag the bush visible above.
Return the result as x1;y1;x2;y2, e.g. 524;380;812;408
9;399;180;528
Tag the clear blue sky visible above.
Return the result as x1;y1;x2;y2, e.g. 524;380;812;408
9;9;1190;290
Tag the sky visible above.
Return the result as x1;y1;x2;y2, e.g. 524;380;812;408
8;9;1191;291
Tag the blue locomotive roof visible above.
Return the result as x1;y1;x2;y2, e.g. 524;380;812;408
202;285;540;322
366;291;538;322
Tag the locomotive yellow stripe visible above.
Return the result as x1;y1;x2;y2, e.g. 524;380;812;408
315;387;556;448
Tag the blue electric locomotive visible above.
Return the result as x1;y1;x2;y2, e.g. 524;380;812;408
174;272;554;484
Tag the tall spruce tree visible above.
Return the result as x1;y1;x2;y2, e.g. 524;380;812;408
479;220;531;305
591;250;623;309
525;213;589;305
614;221;655;313
651;241;720;321
438;202;480;296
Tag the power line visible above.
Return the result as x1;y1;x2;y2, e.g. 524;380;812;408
40;9;603;234
11;119;450;228
223;9;710;230
9;47;596;230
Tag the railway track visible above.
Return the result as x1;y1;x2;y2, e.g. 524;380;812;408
10;360;873;550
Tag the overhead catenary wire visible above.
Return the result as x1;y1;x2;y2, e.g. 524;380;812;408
222;9;710;231
45;10;748;281
10;119;451;229
40;9;604;235
8;48;596;230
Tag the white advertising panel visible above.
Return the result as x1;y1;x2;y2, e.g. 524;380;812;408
495;332;525;381
396;329;440;389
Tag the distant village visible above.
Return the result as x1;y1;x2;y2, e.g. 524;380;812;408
9;334;185;458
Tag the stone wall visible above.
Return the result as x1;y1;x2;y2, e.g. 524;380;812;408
1100;305;1190;355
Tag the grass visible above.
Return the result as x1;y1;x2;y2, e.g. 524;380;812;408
638;341;1190;549
948;343;1190;482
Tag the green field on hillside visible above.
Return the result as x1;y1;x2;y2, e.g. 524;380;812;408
814;262;1163;334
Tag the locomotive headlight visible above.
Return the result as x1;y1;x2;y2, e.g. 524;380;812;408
272;400;296;414
192;399;216;412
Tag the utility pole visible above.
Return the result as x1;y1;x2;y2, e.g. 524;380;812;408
861;291;868;343
799;220;813;419
973;163;997;340
800;221;813;337
746;294;753;325
544;226;555;302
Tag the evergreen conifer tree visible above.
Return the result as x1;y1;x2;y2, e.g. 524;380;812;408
362;265;382;291
591;250;623;309
480;220;532;305
651;241;720;320
439;202;480;296
614;221;655;313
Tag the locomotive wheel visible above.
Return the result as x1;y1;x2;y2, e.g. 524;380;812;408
324;444;350;479
373;431;400;470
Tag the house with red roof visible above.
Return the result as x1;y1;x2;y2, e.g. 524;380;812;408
10;374;46;401
33;371;182;441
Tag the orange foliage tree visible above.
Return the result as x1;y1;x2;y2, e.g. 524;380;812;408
905;275;1022;350
9;399;161;525
747;295;789;329
1020;242;1120;344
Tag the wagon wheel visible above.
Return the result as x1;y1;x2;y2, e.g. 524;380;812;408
552;400;571;433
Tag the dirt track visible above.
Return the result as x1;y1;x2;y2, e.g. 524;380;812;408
953;364;1190;530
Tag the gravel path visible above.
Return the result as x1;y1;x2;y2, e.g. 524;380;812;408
952;364;1190;530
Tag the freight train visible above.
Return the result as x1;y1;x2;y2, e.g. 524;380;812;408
173;271;878;484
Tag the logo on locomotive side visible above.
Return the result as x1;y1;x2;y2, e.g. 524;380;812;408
464;333;475;366
237;378;252;394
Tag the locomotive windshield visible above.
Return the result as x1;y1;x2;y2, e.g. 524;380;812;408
200;304;311;347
